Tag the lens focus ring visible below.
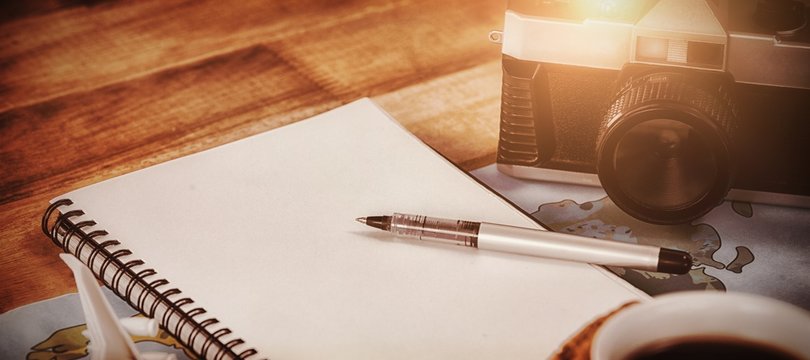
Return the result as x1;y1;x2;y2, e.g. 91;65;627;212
602;72;736;141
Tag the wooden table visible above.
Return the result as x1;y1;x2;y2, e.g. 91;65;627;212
0;0;506;312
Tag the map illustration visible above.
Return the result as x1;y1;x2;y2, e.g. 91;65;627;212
472;165;810;310
26;314;193;360
0;288;193;360
531;196;752;295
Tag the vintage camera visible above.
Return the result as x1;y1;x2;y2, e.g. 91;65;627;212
494;0;810;224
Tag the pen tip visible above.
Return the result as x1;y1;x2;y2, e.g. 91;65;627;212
355;217;367;225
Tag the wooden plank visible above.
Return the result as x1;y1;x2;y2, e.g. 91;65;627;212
0;45;339;206
374;60;503;170
0;0;504;112
0;193;74;314
0;0;389;111
275;0;504;100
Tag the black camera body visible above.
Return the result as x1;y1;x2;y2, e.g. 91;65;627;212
495;0;810;224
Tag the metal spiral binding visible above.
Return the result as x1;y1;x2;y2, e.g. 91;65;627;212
42;199;261;360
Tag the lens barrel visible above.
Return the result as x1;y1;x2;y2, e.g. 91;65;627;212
597;71;737;224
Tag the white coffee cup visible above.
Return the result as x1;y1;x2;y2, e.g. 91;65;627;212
591;291;810;360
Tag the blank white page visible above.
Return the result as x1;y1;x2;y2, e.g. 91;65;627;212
58;98;644;359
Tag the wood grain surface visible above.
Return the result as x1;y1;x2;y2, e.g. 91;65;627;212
0;0;506;312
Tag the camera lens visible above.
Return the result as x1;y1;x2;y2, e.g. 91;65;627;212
612;119;718;211
597;72;736;224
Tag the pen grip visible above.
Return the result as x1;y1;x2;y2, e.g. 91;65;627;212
390;213;479;247
476;223;660;271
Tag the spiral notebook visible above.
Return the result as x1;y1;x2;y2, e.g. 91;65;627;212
42;98;644;359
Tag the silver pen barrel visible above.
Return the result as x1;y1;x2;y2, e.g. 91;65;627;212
477;222;660;271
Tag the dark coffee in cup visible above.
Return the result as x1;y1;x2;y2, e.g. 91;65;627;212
627;337;801;360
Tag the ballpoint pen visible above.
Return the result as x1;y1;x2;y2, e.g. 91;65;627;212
357;213;692;274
